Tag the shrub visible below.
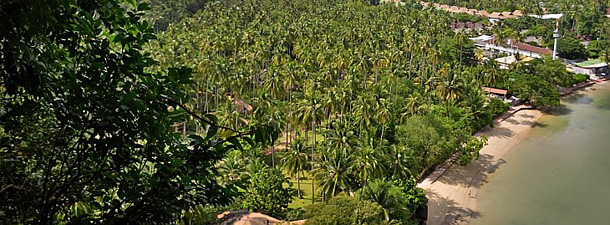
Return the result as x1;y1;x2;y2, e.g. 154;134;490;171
305;195;385;225
572;74;589;85
241;169;294;218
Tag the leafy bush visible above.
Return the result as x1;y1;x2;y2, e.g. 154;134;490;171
284;208;306;221
571;74;589;85
488;98;510;118
181;205;218;225
304;195;385;225
241;169;294;218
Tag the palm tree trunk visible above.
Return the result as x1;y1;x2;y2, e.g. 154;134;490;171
205;77;210;112
332;177;337;197
380;123;385;141
311;120;316;204
215;85;219;111
271;136;275;168
297;170;302;199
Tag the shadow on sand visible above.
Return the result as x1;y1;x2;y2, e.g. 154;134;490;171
426;190;482;225
483;126;514;139
433;154;505;189
426;153;509;224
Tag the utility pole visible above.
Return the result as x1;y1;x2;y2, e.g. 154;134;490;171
552;20;560;60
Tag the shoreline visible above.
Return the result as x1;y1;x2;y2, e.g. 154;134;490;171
423;78;609;225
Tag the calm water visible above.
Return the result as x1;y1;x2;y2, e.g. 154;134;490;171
470;82;610;225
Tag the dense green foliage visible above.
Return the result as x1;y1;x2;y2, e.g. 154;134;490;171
0;0;275;223
558;37;588;59
304;195;387;224
359;179;425;223
3;0;594;223
241;169;295;218
481;57;579;108
142;0;584;222
422;0;609;15
144;0;210;32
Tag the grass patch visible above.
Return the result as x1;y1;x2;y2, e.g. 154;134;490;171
283;173;322;209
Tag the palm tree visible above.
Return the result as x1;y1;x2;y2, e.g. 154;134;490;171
314;148;354;198
218;153;245;185
326;121;358;153
359;179;408;222
295;85;324;204
354;131;388;193
353;93;373;138
281;137;309;198
388;145;415;180
373;96;391;141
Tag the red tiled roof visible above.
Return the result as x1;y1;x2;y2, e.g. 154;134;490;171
489;12;502;18
515;42;553;55
482;87;508;95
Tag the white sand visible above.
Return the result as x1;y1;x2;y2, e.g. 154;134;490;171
425;109;544;225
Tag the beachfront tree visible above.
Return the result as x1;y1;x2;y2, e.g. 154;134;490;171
359;179;410;223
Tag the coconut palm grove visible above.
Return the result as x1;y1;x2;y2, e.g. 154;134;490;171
1;0;609;224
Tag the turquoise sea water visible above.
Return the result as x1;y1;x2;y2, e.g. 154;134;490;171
470;82;610;225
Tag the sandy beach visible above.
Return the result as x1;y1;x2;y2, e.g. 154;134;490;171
423;79;610;225
424;109;544;225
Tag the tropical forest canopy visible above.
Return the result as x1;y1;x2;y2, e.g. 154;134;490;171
1;0;602;224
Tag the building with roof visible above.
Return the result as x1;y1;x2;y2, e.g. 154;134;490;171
467;9;478;15
529;14;563;20
495;55;535;69
482;87;508;98
451;21;483;31
470;35;553;59
478;10;490;16
573;59;609;76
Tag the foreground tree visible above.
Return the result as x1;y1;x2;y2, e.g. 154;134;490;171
0;0;275;223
